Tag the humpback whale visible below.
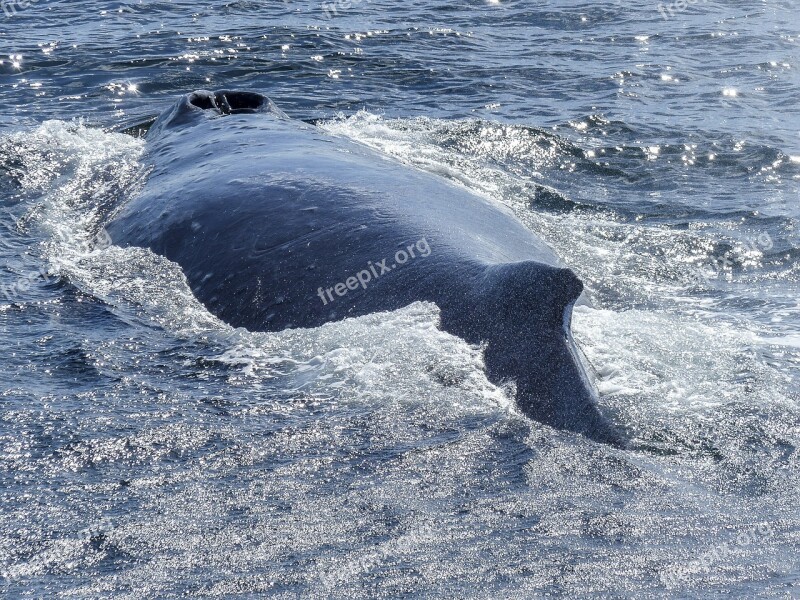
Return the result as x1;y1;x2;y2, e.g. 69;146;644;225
107;90;621;445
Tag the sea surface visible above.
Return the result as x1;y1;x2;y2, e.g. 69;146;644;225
1;0;799;598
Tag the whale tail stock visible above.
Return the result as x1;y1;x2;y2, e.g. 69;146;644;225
440;261;623;446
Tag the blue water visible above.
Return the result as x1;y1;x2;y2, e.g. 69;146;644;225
1;1;799;598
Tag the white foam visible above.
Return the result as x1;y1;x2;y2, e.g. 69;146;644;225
319;112;800;423
11;120;509;420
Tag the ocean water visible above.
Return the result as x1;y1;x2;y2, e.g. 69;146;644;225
1;0;798;598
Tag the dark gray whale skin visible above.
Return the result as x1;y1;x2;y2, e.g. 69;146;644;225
107;90;621;445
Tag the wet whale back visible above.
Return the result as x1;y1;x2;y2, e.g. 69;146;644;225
107;91;620;444
110;92;565;328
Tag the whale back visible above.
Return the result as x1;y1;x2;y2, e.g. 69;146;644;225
107;91;621;445
110;91;567;326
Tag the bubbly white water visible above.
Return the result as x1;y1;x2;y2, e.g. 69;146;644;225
17;121;512;418
321;112;799;424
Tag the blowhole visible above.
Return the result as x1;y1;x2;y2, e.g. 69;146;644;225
188;93;216;111
187;91;266;115
215;92;265;114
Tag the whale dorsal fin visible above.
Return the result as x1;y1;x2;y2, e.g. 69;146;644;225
477;260;584;330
